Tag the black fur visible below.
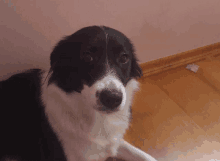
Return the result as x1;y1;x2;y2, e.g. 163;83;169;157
0;69;66;161
48;26;142;93
0;25;142;161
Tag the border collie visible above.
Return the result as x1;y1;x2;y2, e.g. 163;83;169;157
0;26;157;161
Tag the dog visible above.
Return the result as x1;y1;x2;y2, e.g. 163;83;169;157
0;26;157;161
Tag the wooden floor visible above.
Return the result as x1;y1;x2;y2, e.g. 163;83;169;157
124;56;220;161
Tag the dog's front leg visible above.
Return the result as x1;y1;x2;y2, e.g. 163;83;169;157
116;139;157;161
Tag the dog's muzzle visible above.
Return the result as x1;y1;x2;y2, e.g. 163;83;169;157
96;88;123;113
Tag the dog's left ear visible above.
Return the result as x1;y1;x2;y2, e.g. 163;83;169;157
130;57;143;79
50;38;81;68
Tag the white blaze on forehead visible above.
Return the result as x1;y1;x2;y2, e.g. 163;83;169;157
95;74;122;90
99;25;111;76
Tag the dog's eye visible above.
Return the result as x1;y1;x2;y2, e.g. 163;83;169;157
118;54;129;64
81;52;93;62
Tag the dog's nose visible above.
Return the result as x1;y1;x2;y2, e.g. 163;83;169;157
98;89;123;111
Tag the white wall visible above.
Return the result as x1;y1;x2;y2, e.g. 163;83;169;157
1;0;220;79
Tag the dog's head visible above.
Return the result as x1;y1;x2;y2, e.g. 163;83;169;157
48;26;142;113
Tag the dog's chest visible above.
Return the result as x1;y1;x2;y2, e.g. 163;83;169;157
62;111;130;161
87;112;129;159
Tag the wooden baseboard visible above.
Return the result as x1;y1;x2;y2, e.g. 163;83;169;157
140;42;220;77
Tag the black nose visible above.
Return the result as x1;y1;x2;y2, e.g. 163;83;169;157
98;89;123;111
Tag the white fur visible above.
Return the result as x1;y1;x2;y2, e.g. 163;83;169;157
41;71;140;161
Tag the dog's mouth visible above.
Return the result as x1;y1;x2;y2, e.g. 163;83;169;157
96;105;120;114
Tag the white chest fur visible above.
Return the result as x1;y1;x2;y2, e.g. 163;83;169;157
40;72;139;161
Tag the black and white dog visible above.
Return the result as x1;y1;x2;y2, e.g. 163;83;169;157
0;26;157;161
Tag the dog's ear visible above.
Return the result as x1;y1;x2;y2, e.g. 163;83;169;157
48;37;85;93
50;37;81;69
129;43;143;79
125;39;143;79
50;39;67;68
130;51;143;79
130;58;143;79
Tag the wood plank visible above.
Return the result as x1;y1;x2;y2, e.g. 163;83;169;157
140;42;220;77
124;78;206;159
148;67;220;141
196;60;220;91
213;53;220;60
